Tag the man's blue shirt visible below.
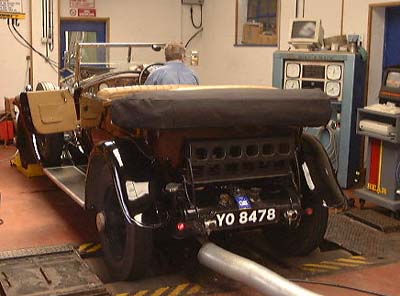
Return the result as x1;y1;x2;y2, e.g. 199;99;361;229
144;61;199;85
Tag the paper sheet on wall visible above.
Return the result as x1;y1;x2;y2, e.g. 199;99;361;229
70;0;95;9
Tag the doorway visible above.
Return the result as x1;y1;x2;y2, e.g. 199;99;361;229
367;4;400;105
59;18;109;76
383;6;400;69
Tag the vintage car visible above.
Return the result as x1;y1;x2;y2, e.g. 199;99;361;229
16;43;346;281
17;42;166;167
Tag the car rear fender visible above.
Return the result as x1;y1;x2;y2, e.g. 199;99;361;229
85;139;157;226
301;133;347;209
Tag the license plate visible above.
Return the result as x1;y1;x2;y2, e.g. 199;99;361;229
215;208;277;228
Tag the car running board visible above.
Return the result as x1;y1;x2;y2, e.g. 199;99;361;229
43;166;86;208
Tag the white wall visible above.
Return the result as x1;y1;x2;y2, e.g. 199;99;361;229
284;0;388;104
0;0;182;111
31;0;60;88
302;0;343;37
367;7;385;105
1;0;400;112
59;0;181;66
193;0;277;85
0;1;32;110
0;0;59;111
60;0;181;43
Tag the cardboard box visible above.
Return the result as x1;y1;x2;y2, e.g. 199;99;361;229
242;22;277;45
258;33;277;45
242;22;263;44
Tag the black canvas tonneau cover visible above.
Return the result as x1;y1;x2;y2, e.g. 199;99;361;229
110;88;331;130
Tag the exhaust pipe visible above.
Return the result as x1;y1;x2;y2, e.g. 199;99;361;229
198;242;321;296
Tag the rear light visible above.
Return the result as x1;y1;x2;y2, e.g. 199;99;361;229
177;222;186;231
305;208;314;216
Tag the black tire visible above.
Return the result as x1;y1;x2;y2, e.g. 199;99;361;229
263;196;328;256
35;133;64;167
16;115;37;168
97;175;153;281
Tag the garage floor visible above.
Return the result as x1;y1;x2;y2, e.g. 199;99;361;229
1;144;400;296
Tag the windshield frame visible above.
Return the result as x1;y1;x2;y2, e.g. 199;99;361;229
67;42;166;84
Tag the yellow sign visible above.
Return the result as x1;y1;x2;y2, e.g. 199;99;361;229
367;183;388;195
0;12;25;19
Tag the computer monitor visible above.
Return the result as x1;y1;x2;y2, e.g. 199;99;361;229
288;19;324;50
379;66;400;105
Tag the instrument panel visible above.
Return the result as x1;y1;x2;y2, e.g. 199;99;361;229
283;60;344;100
82;74;141;96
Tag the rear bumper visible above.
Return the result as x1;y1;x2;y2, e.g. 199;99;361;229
174;196;302;238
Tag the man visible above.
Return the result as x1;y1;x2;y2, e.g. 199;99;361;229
144;42;199;85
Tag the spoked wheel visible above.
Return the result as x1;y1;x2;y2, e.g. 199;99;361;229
96;181;153;281
35;133;64;167
263;195;328;256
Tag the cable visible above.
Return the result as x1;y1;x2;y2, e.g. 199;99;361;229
303;120;338;172
49;0;54;52
185;27;203;48
25;54;31;87
12;21;56;66
7;19;29;49
41;0;45;39
190;5;203;29
290;279;389;296
11;20;59;71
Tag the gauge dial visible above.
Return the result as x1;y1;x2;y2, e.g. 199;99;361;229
326;81;341;97
286;63;300;78
98;82;109;91
285;79;300;89
327;64;342;80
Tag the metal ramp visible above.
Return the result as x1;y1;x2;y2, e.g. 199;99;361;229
324;208;400;257
325;213;385;257
0;245;110;296
43;166;86;208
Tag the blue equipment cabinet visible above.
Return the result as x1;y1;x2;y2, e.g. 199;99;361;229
273;51;366;188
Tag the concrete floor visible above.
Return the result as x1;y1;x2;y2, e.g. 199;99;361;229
0;145;98;252
1;144;400;296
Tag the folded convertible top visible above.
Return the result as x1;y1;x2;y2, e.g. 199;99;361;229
110;87;331;130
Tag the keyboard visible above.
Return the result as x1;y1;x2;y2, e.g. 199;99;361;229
359;119;395;137
364;103;400;115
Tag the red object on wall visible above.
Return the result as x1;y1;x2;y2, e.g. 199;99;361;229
0;120;14;141
78;8;96;17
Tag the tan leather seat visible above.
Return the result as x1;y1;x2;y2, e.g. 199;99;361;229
81;84;276;129
97;84;275;102
97;85;188;102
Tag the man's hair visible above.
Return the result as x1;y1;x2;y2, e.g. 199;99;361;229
165;42;185;62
